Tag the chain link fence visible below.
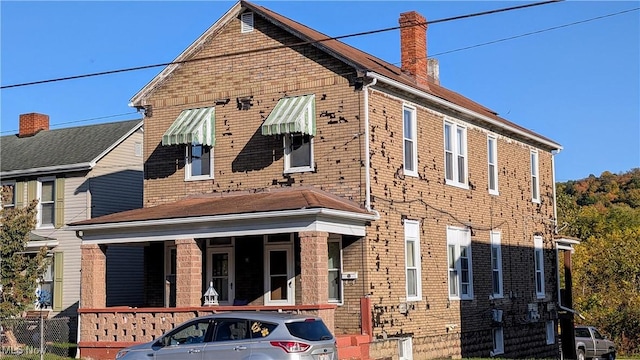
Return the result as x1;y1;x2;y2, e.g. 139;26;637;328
0;316;73;358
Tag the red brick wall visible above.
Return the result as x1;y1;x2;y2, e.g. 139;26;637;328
141;14;365;208
364;89;558;357
137;10;559;359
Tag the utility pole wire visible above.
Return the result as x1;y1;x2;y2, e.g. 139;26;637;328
1;0;562;90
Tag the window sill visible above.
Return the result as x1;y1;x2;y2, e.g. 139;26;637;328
284;166;314;174
185;175;214;181
445;180;469;190
489;190;499;196
404;169;418;178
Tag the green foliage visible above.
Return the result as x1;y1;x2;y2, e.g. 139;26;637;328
0;200;48;318
557;169;640;355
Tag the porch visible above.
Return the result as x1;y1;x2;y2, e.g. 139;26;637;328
70;188;378;359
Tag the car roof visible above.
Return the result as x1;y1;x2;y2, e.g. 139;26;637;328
198;311;322;323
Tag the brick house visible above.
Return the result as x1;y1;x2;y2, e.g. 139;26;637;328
0;113;143;340
68;1;565;359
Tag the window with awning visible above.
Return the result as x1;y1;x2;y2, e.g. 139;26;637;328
162;106;216;146
261;94;315;136
262;95;316;173
162;106;216;180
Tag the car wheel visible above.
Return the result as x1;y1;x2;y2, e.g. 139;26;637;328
577;349;586;360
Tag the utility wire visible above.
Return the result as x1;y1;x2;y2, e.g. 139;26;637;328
430;7;640;57
0;0;562;90
2;0;634;134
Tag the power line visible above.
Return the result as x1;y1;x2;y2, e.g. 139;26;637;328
430;7;640;57
0;0;562;90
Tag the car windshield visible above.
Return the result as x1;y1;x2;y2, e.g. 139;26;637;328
285;319;333;341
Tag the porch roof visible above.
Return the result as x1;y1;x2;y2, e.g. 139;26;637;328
68;187;377;243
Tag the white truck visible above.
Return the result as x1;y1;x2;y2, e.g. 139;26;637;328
575;326;616;360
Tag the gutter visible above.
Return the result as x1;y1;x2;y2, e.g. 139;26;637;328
366;72;563;151
1;162;94;178
67;207;380;231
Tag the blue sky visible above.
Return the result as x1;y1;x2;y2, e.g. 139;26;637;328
1;1;638;182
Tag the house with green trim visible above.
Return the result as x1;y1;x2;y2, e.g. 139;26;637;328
0;113;143;340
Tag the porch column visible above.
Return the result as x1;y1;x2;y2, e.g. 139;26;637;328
80;244;106;308
299;231;334;331
175;238;202;307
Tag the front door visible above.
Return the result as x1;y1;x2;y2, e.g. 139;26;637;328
206;248;234;305
264;245;294;305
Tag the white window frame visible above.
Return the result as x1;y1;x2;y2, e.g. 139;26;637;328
534;236;545;299
531;149;540;203
35;254;54;310
444;120;468;189
490;231;503;299
205;243;235;306
447;226;473;300
328;235;343;304
36;176;56;229
404;220;422;301
264;234;294;306
403;105;418;177
284;133;314;173
546;320;555;345
241;12;254;33
134;141;143;157
185;144;214;181
487;135;499;195
1;180;16;209
492;327;504;355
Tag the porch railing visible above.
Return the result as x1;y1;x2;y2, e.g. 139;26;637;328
78;304;336;344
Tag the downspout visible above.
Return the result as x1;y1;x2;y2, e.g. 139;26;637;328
364;77;377;213
360;77;379;339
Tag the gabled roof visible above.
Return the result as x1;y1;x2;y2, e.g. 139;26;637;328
69;187;374;228
129;1;561;151
1;119;143;178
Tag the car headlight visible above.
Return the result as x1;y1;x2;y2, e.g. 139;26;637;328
115;349;129;359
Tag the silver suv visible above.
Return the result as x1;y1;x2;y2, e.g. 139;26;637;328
115;311;337;360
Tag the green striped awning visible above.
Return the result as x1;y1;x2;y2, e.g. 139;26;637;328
261;94;316;136
162;107;216;146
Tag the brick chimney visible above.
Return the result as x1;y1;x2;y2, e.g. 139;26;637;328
399;11;429;87
19;113;49;137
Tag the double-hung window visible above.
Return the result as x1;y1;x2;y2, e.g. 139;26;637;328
487;135;499;195
531;150;540;203
37;177;55;228
534;236;545;299
284;133;314;173
444;121;467;188
492;327;504;355
403;105;417;177
404;220;422;300
186;144;213;180
546;321;555;344
490;231;503;299
328;237;343;304
1;181;16;209
447;226;473;300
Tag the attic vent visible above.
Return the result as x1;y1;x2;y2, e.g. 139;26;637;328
241;12;254;33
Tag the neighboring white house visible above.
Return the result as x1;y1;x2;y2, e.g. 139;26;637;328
0;113;144;340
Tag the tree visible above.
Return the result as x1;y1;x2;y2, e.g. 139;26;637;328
557;169;640;355
0;199;48;318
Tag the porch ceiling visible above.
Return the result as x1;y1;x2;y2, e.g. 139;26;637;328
68;187;377;244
